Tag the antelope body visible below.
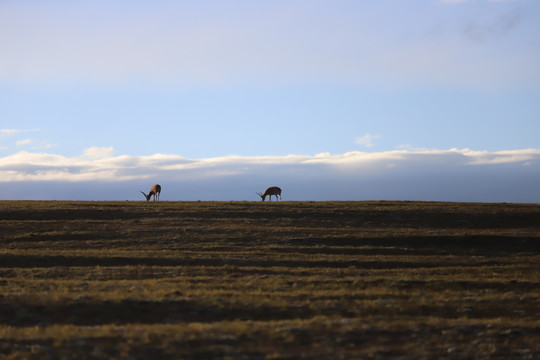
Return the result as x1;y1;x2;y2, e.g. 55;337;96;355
141;184;161;201
257;186;282;201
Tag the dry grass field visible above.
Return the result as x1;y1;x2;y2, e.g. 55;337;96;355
0;200;539;359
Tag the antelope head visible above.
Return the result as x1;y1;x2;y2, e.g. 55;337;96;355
140;191;152;201
141;184;161;201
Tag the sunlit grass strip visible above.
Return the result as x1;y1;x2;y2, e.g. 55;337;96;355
2;315;540;340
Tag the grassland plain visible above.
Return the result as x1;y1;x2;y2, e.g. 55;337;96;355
0;200;539;359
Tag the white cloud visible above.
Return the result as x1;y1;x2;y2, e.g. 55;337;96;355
0;148;539;202
1;148;538;183
82;146;115;159
355;134;380;148
458;148;540;165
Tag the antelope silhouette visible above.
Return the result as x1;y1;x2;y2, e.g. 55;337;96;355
140;184;161;201
256;186;282;201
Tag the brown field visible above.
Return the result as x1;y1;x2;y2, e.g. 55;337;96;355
0;200;539;359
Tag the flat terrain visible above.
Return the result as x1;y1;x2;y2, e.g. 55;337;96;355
0;200;539;359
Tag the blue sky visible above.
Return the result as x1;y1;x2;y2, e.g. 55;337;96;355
1;0;539;201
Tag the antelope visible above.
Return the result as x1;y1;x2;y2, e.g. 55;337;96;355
140;184;161;201
257;186;282;201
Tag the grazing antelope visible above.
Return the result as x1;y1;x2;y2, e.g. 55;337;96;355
140;184;161;201
257;186;282;201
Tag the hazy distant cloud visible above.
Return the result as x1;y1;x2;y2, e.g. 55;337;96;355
1;128;40;136
1;129;41;146
442;0;470;3
37;143;58;150
355;134;380;148
0;2;538;90
442;0;526;3
461;10;523;42
396;144;431;152
1;129;46;150
16;139;34;146
13;137;56;150
1;129;23;135
0;148;539;202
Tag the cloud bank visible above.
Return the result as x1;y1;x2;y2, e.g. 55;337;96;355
0;148;538;202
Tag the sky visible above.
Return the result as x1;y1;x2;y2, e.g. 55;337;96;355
1;0;539;202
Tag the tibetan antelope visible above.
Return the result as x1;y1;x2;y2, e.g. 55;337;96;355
140;184;161;201
257;186;282;201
